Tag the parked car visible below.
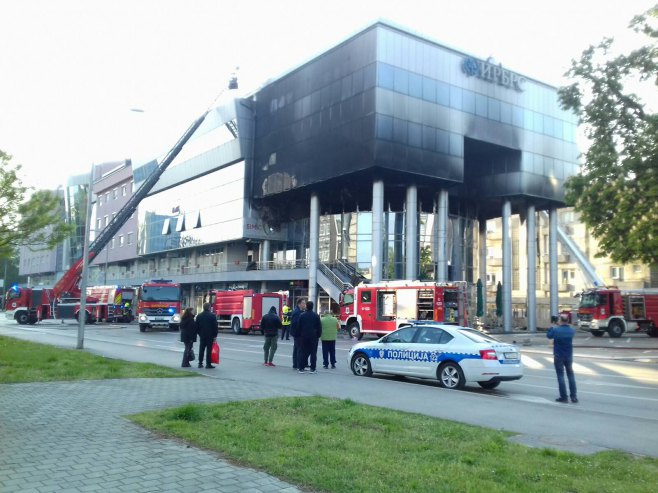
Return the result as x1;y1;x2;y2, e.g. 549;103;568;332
348;323;523;390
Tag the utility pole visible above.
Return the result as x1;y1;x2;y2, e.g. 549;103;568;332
77;166;95;349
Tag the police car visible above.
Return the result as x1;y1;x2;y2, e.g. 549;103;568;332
348;323;523;390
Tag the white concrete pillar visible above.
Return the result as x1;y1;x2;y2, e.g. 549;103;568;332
405;185;418;279
549;206;559;318
437;189;449;282
478;218;487;321
260;239;270;271
371;180;384;283
502;200;512;333
309;193;320;309
527;205;537;333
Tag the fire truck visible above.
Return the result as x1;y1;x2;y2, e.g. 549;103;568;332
82;285;135;323
577;286;658;338
339;280;469;340
209;289;288;334
136;280;182;332
3;101;214;325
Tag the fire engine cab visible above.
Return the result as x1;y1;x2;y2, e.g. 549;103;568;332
577;286;658;338
340;281;468;340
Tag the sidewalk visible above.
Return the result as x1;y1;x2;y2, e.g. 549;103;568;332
0;378;307;493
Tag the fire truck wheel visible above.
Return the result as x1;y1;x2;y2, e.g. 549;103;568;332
591;330;604;337
477;381;500;390
75;311;91;324
607;321;624;338
231;318;242;335
348;322;362;340
15;312;29;325
648;326;658;338
350;353;372;377
437;362;465;390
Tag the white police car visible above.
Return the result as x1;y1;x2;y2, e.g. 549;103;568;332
348;323;523;390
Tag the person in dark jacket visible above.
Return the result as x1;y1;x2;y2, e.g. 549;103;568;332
261;306;282;366
195;302;218;369
297;300;322;374
289;298;306;369
547;313;578;403
179;307;197;367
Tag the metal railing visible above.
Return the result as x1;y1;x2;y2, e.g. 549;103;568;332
319;263;350;293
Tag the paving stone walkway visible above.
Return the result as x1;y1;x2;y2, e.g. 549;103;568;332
0;377;309;492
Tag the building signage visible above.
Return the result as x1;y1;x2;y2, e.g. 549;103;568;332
461;57;525;92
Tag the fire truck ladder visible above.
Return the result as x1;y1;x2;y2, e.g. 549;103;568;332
52;77;239;300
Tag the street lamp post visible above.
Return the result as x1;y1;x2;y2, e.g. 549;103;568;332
77;165;95;349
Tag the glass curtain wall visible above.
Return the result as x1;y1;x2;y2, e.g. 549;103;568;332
314;210;474;282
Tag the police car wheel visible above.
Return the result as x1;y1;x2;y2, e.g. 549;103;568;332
477;381;500;390
438;362;465;390
350;353;372;377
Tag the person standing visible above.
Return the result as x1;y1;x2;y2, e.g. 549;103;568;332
195;302;218;369
289;298;306;370
547;312;578;403
280;304;291;340
297;300;322;374
320;309;339;369
261;306;282;366
179;307;197;367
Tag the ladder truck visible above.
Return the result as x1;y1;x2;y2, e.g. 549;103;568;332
4;99;222;325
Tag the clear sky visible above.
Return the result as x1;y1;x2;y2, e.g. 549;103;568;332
1;0;655;190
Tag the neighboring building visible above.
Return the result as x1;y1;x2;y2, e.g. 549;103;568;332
20;21;652;326
88;160;138;285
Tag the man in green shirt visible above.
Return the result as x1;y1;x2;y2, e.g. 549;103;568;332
320;309;340;369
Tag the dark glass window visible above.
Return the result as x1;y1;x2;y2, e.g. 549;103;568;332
408;122;421;147
462;90;475;114
364;63;377;89
449;86;462;110
475;94;487;118
488;99;500;121
512;106;524;127
393;118;407;143
377;114;394;140
361;290;372;303
352;68;364;94
436;129;449;154
449;134;463;157
409;72;422;99
422;77;437;103
500;101;512;124
423;125;436;151
437;81;450;106
393;66;408;94
533;112;543;134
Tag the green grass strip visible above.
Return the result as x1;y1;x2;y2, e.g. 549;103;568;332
130;396;658;493
0;335;196;383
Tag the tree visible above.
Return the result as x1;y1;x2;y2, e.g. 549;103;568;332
558;6;658;265
0;150;74;261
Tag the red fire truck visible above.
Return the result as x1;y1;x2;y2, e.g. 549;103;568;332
4;284;135;324
577;287;658;338
137;280;182;332
3;103;213;326
209;289;287;334
339;280;469;340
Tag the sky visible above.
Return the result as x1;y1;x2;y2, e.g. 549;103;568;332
1;0;655;191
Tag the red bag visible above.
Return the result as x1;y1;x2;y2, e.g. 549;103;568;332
211;341;220;364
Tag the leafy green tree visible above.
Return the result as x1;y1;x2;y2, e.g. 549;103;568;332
558;6;658;265
0;150;74;261
419;245;434;280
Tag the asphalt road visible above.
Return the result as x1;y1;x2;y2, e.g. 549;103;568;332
2;317;658;457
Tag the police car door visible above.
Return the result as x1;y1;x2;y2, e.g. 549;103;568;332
407;326;453;377
375;325;418;375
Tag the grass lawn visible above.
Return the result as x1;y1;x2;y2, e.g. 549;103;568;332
130;396;658;493
0;335;196;383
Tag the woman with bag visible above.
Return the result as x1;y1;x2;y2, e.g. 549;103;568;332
180;307;197;367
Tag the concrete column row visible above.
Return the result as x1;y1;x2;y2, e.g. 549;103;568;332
305;182;560;328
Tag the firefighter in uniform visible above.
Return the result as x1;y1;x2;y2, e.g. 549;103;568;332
281;304;291;340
